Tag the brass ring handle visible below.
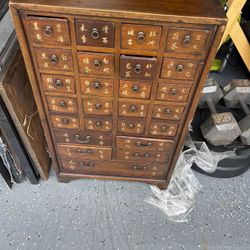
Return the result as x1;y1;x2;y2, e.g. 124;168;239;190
93;82;101;89
95;121;102;127
133;165;147;171
137;31;146;43
136;141;152;147
134;64;142;74
176;64;184;73
93;59;101;69
95;103;102;110
74;135;91;144
61;118;69;124
80;162;95;167
169;88;177;96
132;85;140;92
164;108;172;115
183;34;191;47
91;28;100;39
76;148;93;154
50;54;58;64
129;105;137;112
44;25;53;37
59;100;67;107
54;79;63;88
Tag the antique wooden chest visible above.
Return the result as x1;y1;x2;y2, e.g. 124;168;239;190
10;0;226;189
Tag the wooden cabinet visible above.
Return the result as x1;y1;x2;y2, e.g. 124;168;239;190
10;0;226;189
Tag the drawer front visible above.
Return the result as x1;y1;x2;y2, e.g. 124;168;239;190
50;115;79;129
156;81;191;102
149;120;178;137
60;159;165;179
41;74;75;94
53;129;112;146
119;80;152;99
161;58;199;80
118;101;148;118
83;99;113;115
26;16;70;46
75;20;115;48
121;24;162;51
34;48;73;72
117;118;145;134
57;144;112;160
116;149;169;163
166;27;210;55
116;136;174;152
84;116;112;132
120;55;157;80
80;77;113;97
46;96;78;113
78;52;114;75
152;104;185;121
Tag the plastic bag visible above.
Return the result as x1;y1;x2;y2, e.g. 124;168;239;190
145;134;236;222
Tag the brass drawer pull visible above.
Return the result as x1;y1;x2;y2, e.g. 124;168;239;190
136;141;152;147
164;108;172;114
132;165;147;171
95;103;102;110
129;105;137;112
132;85;140;92
93;82;102;89
59;100;67;107
128;123;135;128
76;148;93;154
169;88;177;96
50;54;58;64
134;64;142;74
137;31;146;43
134;152;150;158
95;121;102;127
161;126;167;132
183;34;191;47
44;25;53;37
54;79;63;88
74;135;91;144
61;118;69;124
91;28;100;39
93;59;102;69
80;161;95;167
176;64;184;73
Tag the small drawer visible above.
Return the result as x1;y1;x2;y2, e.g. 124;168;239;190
80;77;113;97
84;116;112;132
166;27;210;55
152;104;185;121
156;81;191;102
46;96;78;113
116;149;169;163
50;115;79;129
34;48;73;72
119;80;152;99
60;159;165;179
26;16;70;46
116;136;174;152
57;144;112;160
118;101;148;118
83;99;113;115
53;129;112;146
161;58;199;80
121;24;162;51
78;52;114;75
75;20;115;48
120;55;157;80
149;120;178;137
117;118;145;134
41;74;75;94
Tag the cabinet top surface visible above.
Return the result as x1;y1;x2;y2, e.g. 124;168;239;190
10;0;226;23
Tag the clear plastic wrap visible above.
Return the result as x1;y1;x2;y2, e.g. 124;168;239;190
145;134;236;222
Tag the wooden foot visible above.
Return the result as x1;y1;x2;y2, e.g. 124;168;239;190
57;176;71;183
156;181;169;190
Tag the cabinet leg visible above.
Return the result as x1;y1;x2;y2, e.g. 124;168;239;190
58;176;71;183
156;181;169;190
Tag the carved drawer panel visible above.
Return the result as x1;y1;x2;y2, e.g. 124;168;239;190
116;149;170;163
84;116;112;132
149;120;178;137
50;115;80;129
161;58;199;80
46;96;78;113
152;104;185;121
41;74;76;94
80;77;113;97
53;129;112;146
34;48;73;72
26;16;70;46
166;27;210;55
120;55;157;80
121;24;162;51
117;118;145;134
156;81;191;102
75;20;115;47
78;52;114;75
57;144;112;160
60;159;165;179
119;80;152;99
118;101;148;118
116;136;174;152
83;99;113;115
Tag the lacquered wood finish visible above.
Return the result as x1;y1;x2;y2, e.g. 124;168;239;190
10;0;227;189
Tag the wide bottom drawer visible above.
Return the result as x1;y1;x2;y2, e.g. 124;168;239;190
60;159;167;179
